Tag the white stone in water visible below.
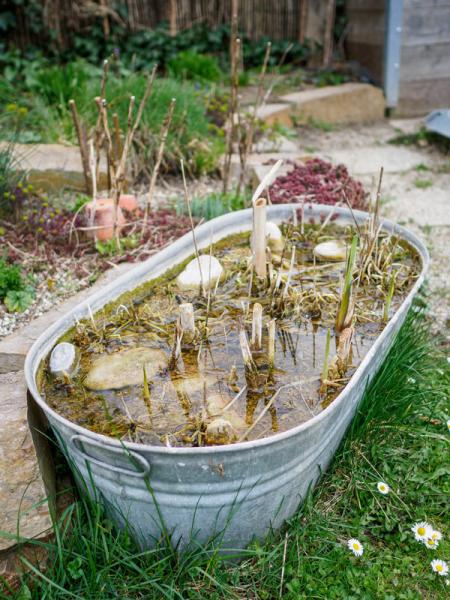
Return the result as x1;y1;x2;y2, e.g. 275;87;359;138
205;417;237;445
49;342;78;377
313;240;347;261
266;221;283;250
206;393;246;430
176;255;223;291
84;347;167;391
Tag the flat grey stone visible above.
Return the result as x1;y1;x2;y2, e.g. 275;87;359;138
84;347;168;391
0;372;52;551
320;146;433;175
0;142;108;193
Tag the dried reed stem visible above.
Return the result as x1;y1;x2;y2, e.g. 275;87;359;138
69;99;92;194
179;302;196;343
142;97;176;234
252;197;267;279
267;318;276;370
239;328;256;372
180;159;205;295
251;303;263;350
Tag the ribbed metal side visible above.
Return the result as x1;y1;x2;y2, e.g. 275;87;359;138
25;204;429;550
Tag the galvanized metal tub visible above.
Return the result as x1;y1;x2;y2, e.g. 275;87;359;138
25;204;429;550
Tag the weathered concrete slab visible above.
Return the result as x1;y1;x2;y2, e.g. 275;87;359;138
389;118;424;135
321;146;433;175
0;372;52;551
254;135;299;154
1;142;108;193
254;103;293;127
0;263;130;374
280;83;385;125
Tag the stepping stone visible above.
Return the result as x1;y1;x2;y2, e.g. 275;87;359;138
0;372;53;551
279;83;385;125
321;146;433;175
1;142;108;193
84;347;168;391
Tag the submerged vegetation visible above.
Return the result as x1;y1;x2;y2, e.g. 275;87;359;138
42;202;421;447
5;307;449;599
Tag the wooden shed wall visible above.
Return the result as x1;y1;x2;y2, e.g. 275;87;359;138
345;0;450;116
398;0;450;115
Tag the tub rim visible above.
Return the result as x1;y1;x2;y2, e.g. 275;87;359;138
24;203;430;456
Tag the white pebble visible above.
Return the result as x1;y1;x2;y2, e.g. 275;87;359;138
176;255;223;291
49;342;78;377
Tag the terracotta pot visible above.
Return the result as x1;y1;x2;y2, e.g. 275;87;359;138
119;194;139;213
85;198;126;241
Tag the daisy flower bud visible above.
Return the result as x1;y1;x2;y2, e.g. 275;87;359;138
347;538;363;556
431;559;448;577
377;482;390;495
430;530;442;542
412;521;432;542
425;537;439;550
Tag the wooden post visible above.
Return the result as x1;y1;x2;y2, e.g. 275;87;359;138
299;0;308;44
322;0;336;67
252;197;267;279
169;0;177;37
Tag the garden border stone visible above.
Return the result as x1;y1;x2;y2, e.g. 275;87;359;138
0;263;130;374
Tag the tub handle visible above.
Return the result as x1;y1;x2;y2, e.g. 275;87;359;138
71;434;151;479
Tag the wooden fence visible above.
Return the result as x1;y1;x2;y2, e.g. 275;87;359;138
9;0;333;51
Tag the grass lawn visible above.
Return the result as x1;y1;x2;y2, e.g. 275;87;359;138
2;302;449;599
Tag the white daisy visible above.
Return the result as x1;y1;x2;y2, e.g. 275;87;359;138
377;481;390;495
447;419;450;432
430;530;442;542
425;537;439;550
347;538;364;556
407;377;416;384
412;521;432;542
431;559;448;577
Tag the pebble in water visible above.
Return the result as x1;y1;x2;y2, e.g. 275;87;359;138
313;240;347;261
266;222;284;250
84;347;167;391
176;255;223;291
49;342;79;378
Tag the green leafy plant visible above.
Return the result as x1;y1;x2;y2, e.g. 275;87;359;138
0;258;35;312
168;51;222;83
95;235;139;257
176;190;247;221
413;177;433;189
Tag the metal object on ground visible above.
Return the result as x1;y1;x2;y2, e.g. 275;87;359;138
25;204;429;552
425;109;450;139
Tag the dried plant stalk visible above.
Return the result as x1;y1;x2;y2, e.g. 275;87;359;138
142;97;176;233
181;159;205;295
179;302;196;343
321;328;331;384
237;41;271;194
252;197;267;279
239;328;256;372
69;99;92;194
251;303;263;350
267;319;276;370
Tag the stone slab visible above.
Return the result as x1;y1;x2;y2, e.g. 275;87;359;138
254;103;294;127
280;83;385;125
320;146;433;176
1;142;108;193
0;263;130;374
0;372;52;551
254;135;299;154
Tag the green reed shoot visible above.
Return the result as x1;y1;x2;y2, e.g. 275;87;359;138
322;328;331;383
335;235;358;332
383;270;396;323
